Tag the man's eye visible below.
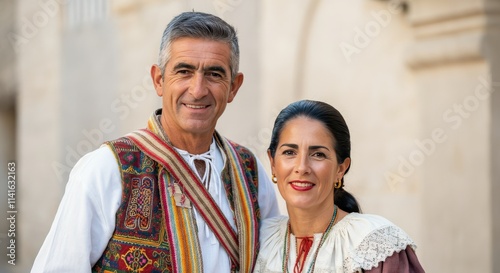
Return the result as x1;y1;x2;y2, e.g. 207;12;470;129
207;72;223;78
177;70;190;75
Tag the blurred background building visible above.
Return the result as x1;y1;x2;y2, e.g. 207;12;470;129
0;0;499;272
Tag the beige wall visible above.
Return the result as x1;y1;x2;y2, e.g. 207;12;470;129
2;0;498;272
408;0;499;271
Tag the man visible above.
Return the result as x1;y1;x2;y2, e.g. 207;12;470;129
31;11;280;273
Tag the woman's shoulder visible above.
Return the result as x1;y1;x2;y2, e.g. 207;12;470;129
260;215;288;238
333;213;417;272
334;213;416;251
338;213;397;229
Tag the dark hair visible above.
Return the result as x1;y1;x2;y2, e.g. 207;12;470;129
268;100;361;213
158;11;239;80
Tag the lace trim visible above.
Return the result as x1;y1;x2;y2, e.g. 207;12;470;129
343;225;416;272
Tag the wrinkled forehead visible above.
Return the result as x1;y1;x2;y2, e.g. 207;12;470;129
168;38;232;66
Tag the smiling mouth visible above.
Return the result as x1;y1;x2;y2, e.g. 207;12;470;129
289;181;315;191
184;103;209;109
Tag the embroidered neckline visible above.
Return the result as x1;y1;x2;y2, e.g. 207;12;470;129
294;236;313;273
282;206;338;273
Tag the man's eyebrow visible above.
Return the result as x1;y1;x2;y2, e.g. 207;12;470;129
172;63;227;76
173;62;196;71
204;65;227;75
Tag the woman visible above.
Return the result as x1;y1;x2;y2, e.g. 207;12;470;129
254;100;424;273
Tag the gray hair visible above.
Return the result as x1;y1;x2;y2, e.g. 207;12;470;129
158;12;240;80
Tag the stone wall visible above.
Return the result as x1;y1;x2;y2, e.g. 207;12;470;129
6;0;499;272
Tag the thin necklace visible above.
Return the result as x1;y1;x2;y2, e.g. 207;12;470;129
282;206;338;273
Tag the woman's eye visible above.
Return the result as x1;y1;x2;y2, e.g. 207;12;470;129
282;150;295;156
312;152;327;158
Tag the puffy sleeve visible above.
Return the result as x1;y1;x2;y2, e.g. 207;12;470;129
255;156;281;219
363;246;425;273
31;145;122;273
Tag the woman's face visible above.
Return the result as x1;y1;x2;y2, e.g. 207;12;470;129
268;116;350;211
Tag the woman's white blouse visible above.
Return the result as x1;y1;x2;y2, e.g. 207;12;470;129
254;213;417;273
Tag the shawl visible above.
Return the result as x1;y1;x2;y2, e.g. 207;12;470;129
93;110;260;272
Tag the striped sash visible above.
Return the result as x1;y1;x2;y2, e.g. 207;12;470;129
126;129;258;272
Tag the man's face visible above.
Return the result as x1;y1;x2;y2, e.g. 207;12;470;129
152;37;243;141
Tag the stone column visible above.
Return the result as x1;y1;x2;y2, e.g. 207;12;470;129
406;0;499;271
16;0;64;271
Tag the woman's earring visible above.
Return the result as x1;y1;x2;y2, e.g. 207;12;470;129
335;178;343;189
272;174;278;183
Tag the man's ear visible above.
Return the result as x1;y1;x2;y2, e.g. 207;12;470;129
227;72;244;103
151;64;164;96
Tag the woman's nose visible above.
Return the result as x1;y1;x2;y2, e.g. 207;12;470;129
294;154;311;175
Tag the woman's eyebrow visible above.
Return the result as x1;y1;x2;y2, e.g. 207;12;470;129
309;145;330;151
279;143;330;151
279;143;298;149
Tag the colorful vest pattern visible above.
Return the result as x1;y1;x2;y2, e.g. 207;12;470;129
92;136;260;273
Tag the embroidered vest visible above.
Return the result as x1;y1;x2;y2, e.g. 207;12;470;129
92;136;260;273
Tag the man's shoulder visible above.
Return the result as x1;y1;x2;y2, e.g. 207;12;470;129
75;145;118;169
64;135;139;176
105;135;137;151
68;145;121;185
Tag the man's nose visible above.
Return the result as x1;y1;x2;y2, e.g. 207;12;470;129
189;73;208;99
